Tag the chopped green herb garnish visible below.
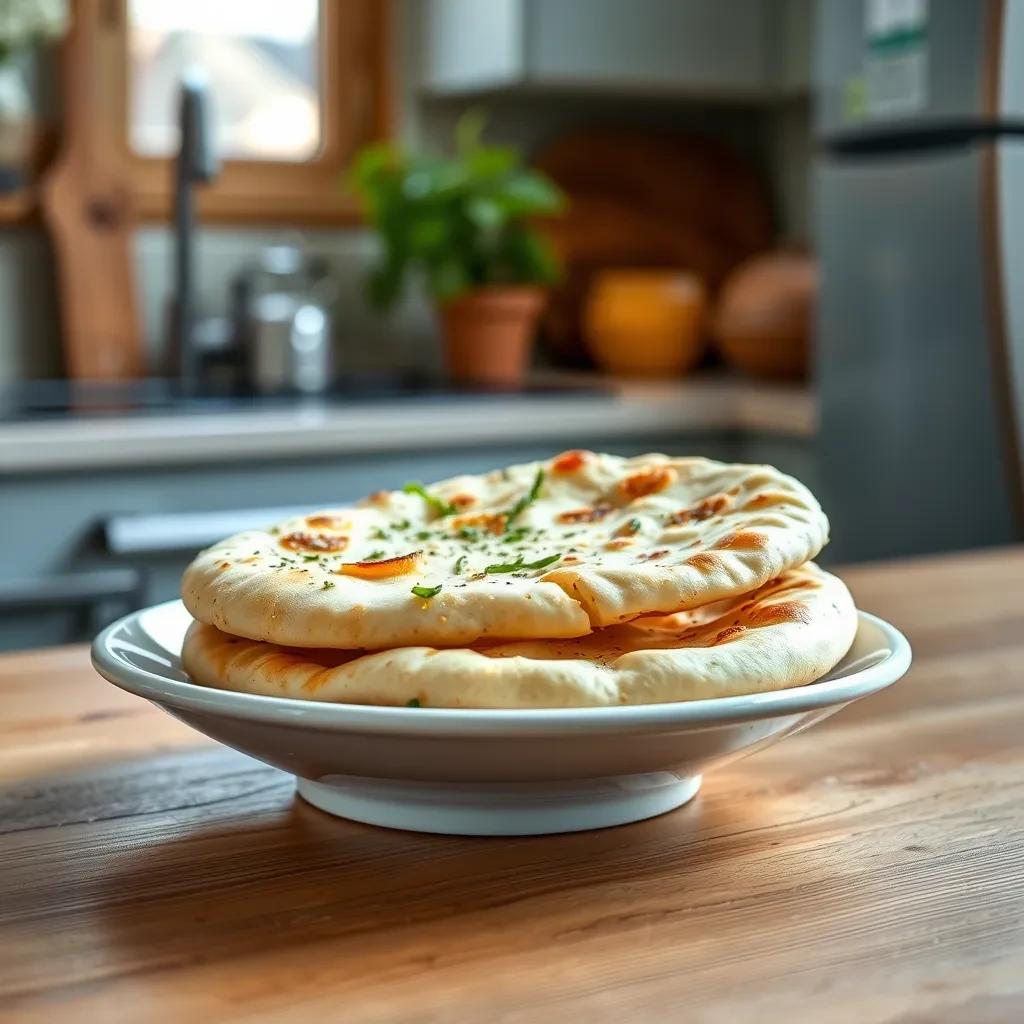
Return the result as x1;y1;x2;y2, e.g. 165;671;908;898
502;525;531;544
505;469;544;523
457;526;480;542
524;553;561;570
485;552;561;574
301;554;320;562
411;583;443;599
454;554;467;574
403;482;457;518
485;556;524;574
371;527;389;540
406;697;421;707
394;518;410;530
415;530;432;541
321;580;335;590
367;549;386;560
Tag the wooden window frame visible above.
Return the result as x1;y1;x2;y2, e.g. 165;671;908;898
94;0;391;224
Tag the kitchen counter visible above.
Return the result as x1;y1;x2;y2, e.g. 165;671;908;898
0;375;815;475
2;546;1022;1022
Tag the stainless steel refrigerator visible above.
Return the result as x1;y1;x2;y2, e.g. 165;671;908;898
816;0;1024;561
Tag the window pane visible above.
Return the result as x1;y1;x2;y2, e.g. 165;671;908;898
128;0;321;161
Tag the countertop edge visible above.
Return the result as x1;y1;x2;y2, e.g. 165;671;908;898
0;379;816;475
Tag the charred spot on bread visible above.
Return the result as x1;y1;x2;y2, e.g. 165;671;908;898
280;531;350;554
452;512;508;535
305;514;348;531
557;503;613;524
713;624;747;644
686;552;720;572
605;538;633;551
747;600;812;627
551;449;591;473
742;491;794;511
619;466;677;501
717;530;769;550
665;492;732;526
637;548;670;561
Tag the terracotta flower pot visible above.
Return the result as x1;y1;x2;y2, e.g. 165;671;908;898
437;287;546;387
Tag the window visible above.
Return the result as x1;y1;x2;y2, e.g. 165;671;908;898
85;0;391;222
127;0;323;162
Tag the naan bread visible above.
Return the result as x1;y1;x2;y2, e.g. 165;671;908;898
182;564;856;708
182;452;828;649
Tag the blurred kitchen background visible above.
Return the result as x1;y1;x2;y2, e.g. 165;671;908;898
1;0;1022;650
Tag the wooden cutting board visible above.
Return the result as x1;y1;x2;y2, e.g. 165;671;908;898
41;0;144;379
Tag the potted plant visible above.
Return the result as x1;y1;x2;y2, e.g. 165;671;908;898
349;113;565;386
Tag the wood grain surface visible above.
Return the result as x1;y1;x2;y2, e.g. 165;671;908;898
2;547;1023;1023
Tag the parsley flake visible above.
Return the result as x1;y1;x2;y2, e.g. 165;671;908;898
454;554;467;574
321;580;335;590
505;469;544;523
406;697;421;707
403;482;456;518
485;552;561;574
367;549;386;560
411;583;443;599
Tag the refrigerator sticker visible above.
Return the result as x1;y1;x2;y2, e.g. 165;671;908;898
863;0;928;118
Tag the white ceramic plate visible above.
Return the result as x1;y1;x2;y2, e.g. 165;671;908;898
92;601;911;836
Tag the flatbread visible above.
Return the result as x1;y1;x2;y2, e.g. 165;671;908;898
181;452;829;649
182;564;856;708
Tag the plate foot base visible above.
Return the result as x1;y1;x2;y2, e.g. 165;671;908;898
296;772;701;836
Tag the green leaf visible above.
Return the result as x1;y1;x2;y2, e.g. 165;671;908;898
407;215;450;255
484;555;525;574
347;111;567;308
494;171;566;216
403;481;457;517
505;469;544;522
454;554;467;574
498;228;561;285
466;196;505;232
466;145;517;179
523;553;561;570
405;697;421;707
411;584;443;599
427;258;471;302
485;551;560;574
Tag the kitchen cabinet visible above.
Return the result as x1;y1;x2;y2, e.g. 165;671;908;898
421;0;811;99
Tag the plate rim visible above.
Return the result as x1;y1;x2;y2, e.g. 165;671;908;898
91;600;912;736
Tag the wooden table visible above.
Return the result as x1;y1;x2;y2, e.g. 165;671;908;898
2;548;1023;1023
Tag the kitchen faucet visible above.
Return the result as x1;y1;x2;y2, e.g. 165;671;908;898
171;70;219;393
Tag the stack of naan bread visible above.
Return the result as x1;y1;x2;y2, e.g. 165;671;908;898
181;452;856;708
